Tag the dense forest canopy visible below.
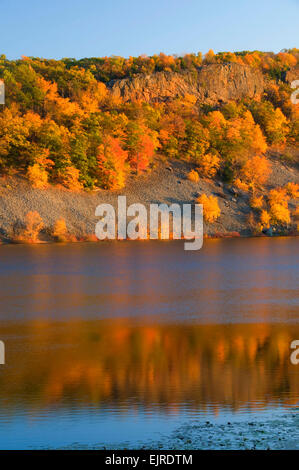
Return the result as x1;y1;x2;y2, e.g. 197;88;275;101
0;48;298;193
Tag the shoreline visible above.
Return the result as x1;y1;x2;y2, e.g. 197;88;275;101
0;231;298;246
55;407;299;450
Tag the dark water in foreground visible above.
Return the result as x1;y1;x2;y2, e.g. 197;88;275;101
0;238;298;449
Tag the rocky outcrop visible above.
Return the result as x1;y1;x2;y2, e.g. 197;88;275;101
109;63;265;105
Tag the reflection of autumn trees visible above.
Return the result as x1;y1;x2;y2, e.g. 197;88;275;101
0;321;298;413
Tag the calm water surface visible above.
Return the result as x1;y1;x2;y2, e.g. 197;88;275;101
0;238;298;448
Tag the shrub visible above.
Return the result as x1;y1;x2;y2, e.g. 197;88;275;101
240;155;271;190
52;218;68;242
268;188;289;208
27;164;49;189
187;169;200;183
17;211;44;243
197;194;221;223
249;101;289;146
250;195;264;210
60;166;83;191
260;210;271;229
234;178;249;192
197;153;220;178
285;182;299;199
270;203;291;225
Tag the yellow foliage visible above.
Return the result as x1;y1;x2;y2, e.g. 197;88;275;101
61;166;83;191
204;49;216;64
265;108;288;146
182;94;197;107
206;110;226;129
197;153;220;178
27;164;48;189
234;178;249;192
18;211;44;243
260;210;271;229
268;188;289;208
285;182;299;199
270;203;291;225
197;194;221;223
250;195;264;210
52;218;68;242
187;169;200;183
250;122;268;155
241;155;271;189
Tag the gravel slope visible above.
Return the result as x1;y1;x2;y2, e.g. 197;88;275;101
0;155;298;242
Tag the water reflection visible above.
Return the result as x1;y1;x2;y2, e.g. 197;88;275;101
1;320;298;415
0;238;298;447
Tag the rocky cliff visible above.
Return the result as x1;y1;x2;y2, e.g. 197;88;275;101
109;63;265;105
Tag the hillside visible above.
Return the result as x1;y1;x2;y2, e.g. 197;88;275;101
0;49;298;242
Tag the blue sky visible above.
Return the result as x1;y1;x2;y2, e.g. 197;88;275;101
1;0;298;59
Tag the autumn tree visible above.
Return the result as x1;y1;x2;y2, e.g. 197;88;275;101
187;169;199;183
250;195;264;211
197;194;221;223
58;165;83;191
197;152;220;178
125;123;157;174
240;155;271;190
97;136;128;189
0;50;297;196
52;218;68;242
16;211;44;243
249;101;289;146
184;121;210;163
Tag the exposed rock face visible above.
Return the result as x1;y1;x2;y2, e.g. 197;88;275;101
109;63;265;105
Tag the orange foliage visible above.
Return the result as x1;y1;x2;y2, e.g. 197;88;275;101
240;155;271;189
135;133;156;173
97;136;128;189
265;108;288;147
0;50;297;200
277;52;297;68
27;164;48;189
60;166;83;191
285;182;299;199
197;153;220;178
79;82;107;112
250;195;264;210
187;169;199;183
260;210;271;229
197;194;221;223
204;49;216;64
270;203;291;226
268;188;289;208
234;178;249;192
52;218;68;242
205;110;226;130
17;211;44;243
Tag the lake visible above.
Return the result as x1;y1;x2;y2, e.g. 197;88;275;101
0;238;298;449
